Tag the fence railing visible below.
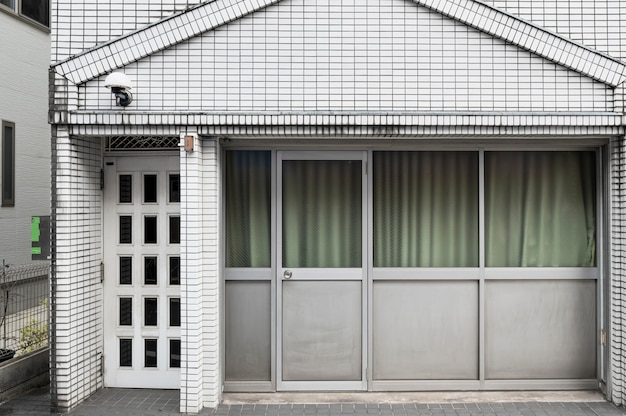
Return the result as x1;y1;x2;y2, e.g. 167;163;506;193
0;261;50;362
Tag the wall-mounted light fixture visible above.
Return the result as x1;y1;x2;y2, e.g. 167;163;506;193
180;133;197;153
104;72;133;107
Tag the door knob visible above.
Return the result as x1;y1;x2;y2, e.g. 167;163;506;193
283;270;293;279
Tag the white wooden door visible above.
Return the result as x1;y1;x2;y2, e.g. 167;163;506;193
103;155;181;388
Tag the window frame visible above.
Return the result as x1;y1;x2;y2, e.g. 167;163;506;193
0;0;50;30
1;121;15;207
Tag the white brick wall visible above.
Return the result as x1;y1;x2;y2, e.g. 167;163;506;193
50;0;626;411
78;0;614;113
51;128;103;412
51;0;203;62
179;135;221;412
611;136;626;406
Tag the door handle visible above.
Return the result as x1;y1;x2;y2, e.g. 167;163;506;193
283;270;293;279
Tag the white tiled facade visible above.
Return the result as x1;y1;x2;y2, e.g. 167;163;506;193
50;128;103;410
50;0;626;413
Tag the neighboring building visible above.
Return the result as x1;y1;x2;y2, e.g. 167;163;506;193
49;0;626;414
0;0;50;266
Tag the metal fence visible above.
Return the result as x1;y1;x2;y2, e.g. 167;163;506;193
0;261;50;362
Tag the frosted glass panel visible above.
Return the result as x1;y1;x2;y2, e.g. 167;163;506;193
486;151;596;266
225;151;271;267
283;160;362;268
373;151;479;267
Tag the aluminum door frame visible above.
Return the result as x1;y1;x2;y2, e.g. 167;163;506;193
276;150;368;391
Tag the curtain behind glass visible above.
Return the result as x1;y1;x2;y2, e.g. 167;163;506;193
225;151;271;268
282;160;362;268
485;151;596;267
374;151;479;267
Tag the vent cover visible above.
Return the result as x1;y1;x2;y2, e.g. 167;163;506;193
105;136;179;151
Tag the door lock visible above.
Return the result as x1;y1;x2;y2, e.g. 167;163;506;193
283;270;293;279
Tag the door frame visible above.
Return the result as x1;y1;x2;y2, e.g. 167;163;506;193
222;143;606;393
102;153;181;388
276;150;368;391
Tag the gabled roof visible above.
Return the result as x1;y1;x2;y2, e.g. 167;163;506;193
52;0;626;87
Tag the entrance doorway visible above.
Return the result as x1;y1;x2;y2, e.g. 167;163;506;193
276;151;368;390
224;147;600;392
103;154;181;388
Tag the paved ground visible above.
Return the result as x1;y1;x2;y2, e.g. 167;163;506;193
0;387;625;416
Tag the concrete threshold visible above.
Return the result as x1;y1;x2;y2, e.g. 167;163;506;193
223;391;606;404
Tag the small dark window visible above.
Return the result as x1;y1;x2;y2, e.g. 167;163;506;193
119;257;132;285
120;339;132;367
144;174;157;203
144;216;157;244
169;174;180;203
145;339;157;368
119;298;132;326
144;256;157;285
169;216;180;244
119;216;132;244
169;257;180;285
21;0;49;27
144;298;158;326
170;339;181;368
2;121;15;207
119;174;132;203
169;298;180;327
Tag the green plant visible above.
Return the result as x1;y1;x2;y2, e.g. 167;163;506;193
18;316;48;354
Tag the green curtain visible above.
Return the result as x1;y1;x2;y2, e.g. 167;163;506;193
373;151;479;267
485;151;596;267
282;160;362;268
225;151;271;268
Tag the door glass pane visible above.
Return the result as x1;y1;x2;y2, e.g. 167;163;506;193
485;151;596;267
144;339;157;368
119;256;132;285
169;256;180;285
119;174;132;203
225;151;271;267
120;339;132;367
170;339;181;368
282;159;362;268
119;298;132;326
119;216;132;244
144;256;157;285
373;151;479;267
144;216;157;244
144;174;157;203
169;174;180;203
144;298;158;326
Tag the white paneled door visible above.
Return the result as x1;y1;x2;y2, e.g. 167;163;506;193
103;155;181;388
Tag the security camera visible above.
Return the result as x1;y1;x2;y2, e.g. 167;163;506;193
104;72;133;107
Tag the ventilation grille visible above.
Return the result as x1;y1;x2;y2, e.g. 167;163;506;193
105;136;179;151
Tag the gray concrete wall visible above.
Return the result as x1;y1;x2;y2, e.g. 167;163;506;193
0;348;49;402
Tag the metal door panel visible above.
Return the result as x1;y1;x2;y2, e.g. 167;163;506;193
282;280;362;381
225;281;271;381
485;280;596;379
373;281;478;380
277;151;367;390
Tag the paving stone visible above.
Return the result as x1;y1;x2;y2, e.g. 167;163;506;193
1;388;625;416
